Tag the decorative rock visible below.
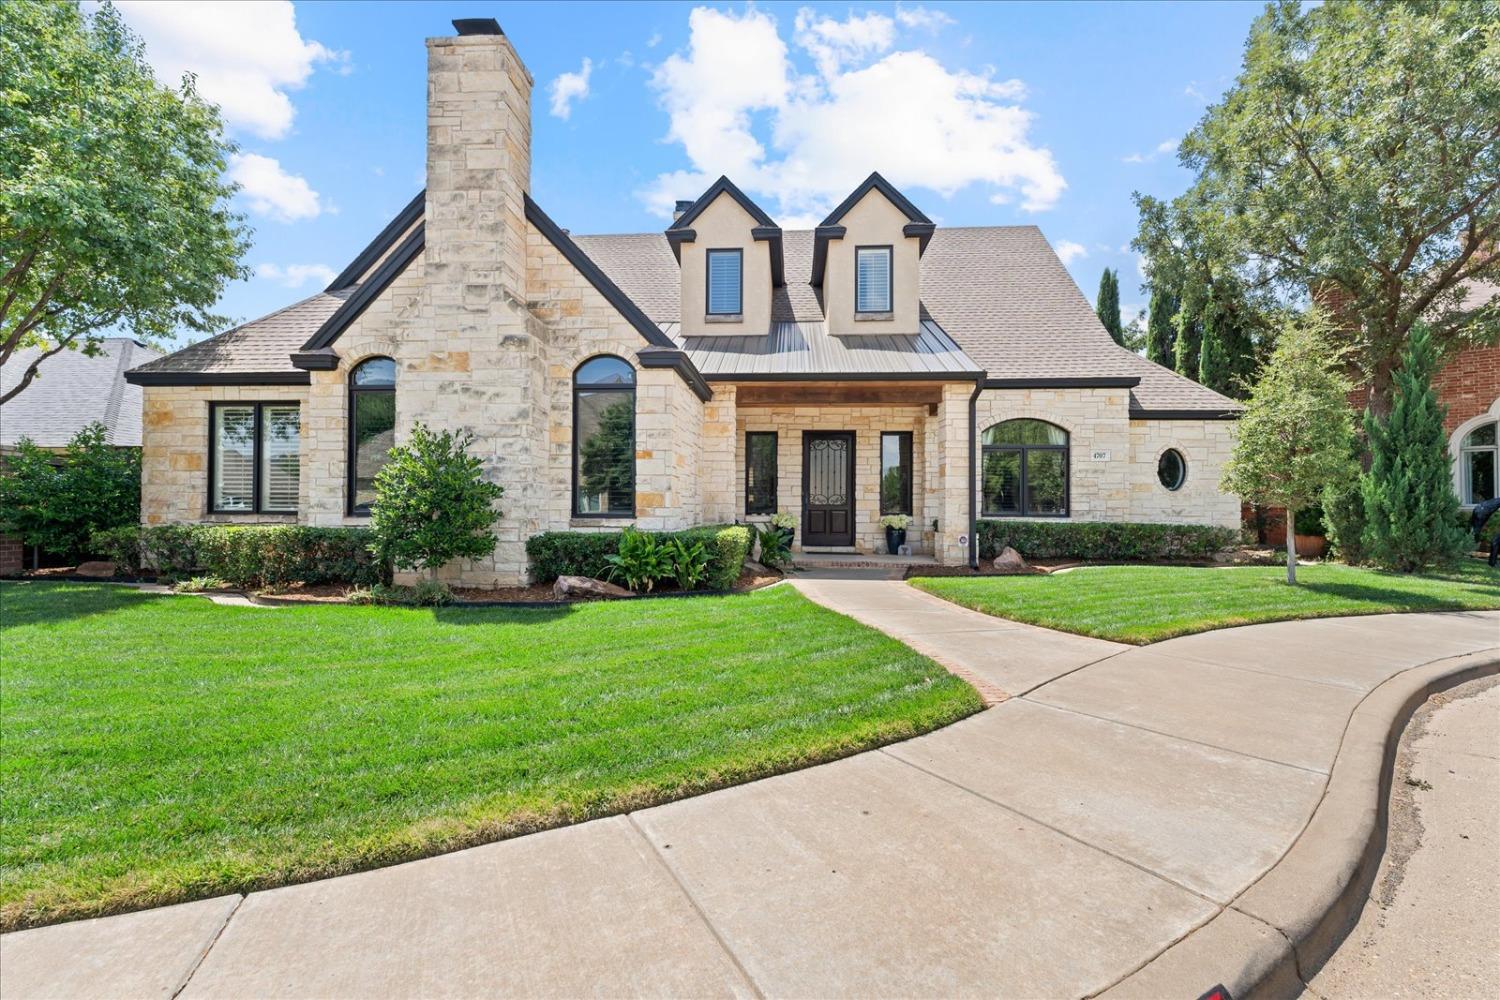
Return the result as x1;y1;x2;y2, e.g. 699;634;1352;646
991;547;1027;572
74;561;118;578
553;575;632;599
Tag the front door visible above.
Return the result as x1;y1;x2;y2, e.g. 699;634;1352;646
803;432;855;546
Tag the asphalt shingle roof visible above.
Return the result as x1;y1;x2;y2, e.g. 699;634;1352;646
1;338;162;448
133;217;1237;414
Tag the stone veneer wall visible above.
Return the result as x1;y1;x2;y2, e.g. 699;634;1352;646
140;384;309;525
733;404;935;554
1127;418;1239;527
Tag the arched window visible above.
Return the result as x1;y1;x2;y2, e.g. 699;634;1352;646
348;357;396;514
1460;420;1496;506
574;355;636;516
981;418;1069;517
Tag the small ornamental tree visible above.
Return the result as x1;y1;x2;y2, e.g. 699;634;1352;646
1222;312;1357;584
368;423;504;581
0;422;139;559
1359;324;1470;571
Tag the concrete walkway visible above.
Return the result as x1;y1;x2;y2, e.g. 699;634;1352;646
3;588;1497;1000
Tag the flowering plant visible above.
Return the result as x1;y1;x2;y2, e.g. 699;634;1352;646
769;511;796;529
879;514;912;530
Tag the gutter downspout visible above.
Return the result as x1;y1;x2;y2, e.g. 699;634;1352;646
968;374;984;569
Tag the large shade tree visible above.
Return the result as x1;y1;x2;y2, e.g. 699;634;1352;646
1134;0;1500;417
0;1;250;404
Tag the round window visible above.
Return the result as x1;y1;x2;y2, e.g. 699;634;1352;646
1157;449;1187;491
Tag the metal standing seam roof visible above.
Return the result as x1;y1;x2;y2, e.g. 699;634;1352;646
0;338;163;448
665;320;981;378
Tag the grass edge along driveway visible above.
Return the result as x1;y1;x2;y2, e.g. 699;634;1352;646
910;562;1500;644
0;582;980;930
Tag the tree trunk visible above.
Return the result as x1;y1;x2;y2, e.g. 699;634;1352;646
1285;506;1298;585
1365;357;1396;423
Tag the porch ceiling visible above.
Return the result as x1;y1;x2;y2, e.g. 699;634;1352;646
734;381;948;412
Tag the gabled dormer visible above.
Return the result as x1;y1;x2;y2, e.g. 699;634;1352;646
666;176;783;336
812;172;935;336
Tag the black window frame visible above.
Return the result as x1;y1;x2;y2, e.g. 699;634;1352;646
347;356;397;516
745;431;778;515
1157;448;1187;492
705;248;744;317
980;420;1070;518
572;354;637;518
206;401;301;516
879;430;913;515
854;244;893;315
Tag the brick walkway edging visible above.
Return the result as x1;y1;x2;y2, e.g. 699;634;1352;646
1102;649;1500;999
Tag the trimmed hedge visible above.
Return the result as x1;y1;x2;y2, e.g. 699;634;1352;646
89;525;384;588
977;520;1237;562
526;524;752;590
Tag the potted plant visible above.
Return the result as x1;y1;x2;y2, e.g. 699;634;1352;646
769;511;795;549
880;514;911;554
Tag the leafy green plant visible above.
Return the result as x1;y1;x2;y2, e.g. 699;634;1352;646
0;2;250;406
604;527;672;592
665;537;710;591
172;575;229;594
368;423;504;581
976;520;1238;562
0;424;139;559
769;511;796;530
756;525;792;570
526;525;750;590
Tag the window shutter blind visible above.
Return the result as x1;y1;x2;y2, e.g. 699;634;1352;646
707;251;742;314
260;405;301;512
213;406;256;511
856;248;892;313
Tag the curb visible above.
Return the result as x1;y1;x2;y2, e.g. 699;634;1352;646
1101;648;1500;1000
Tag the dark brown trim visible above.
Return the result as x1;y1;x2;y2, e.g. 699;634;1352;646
819;171;933;228
635;349;713;401
744;431;778;516
301;224;425;352
126;371;311;386
705;248;744;316
985;377;1141;389
703;370;981;383
325;190;425;292
751;226;785;286
669;175;778;230
854;244;894;315
879;430;913;516
207;401;301;516
291;349;339;371
346;357;396;517
967;376;983;568
809;225;846;287
802;430;856;547
453;17;502;35
1131;408;1242;420
572;355;637;519
902;221;936;254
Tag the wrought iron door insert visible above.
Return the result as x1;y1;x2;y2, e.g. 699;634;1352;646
803;432;855;546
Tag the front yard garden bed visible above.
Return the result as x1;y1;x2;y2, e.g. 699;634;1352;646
911;562;1500;644
0;581;979;930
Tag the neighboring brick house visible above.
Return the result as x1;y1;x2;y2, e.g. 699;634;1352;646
1343;279;1499;512
124;19;1241;586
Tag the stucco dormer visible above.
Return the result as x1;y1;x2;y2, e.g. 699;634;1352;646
813;172;935;336
666;177;783;336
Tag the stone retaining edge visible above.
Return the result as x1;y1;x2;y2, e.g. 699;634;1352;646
1100;647;1500;1000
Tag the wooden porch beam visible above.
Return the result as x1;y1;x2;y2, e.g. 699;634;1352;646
733;381;947;409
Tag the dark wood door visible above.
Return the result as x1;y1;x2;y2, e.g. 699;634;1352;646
803;432;855;546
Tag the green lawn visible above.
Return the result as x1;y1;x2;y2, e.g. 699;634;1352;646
0;582;979;930
912;561;1500;644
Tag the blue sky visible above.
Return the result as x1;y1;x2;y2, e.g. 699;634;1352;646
110;0;1264;346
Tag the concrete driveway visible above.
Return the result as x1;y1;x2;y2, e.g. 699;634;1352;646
3;584;1496;999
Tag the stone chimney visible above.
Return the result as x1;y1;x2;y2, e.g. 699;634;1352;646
419;18;545;586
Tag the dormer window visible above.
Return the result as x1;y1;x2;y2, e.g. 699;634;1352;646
706;249;743;317
856;246;893;315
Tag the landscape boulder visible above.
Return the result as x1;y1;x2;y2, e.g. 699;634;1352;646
991;546;1027;573
553;575;632;600
74;561;118;578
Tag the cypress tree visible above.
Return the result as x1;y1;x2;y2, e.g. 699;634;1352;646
1095;269;1123;345
1146;286;1178;367
1198;304;1228;393
1359;323;1470;571
1174;308;1202;378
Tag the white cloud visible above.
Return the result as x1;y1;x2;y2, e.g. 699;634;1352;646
1122;137;1178;164
1054;240;1087;265
647;32;663;48
549;58;593;120
895;5;956;30
642;7;1064;221
1184;82;1207;103
108;0;346;141
256;262;335;288
229;153;323;222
